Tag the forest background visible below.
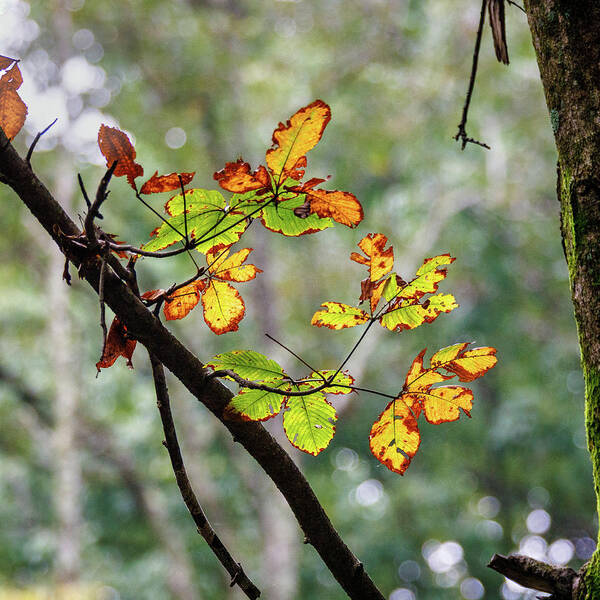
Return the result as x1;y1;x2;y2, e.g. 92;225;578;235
0;1;592;599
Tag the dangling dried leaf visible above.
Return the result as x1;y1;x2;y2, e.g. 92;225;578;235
98;124;144;189
139;171;195;194
96;317;137;372
0;59;27;139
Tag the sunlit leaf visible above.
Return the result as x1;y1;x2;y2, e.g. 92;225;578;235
393;254;455;301
260;195;332;236
97;124;143;189
379;293;458;331
225;387;287;421
302;188;363;228
139;171;195;194
266;100;331;184
163;281;204;321
95;317;137;372
283;391;337;456
370;344;498;475
310;370;355;394
202;280;245;334
369;396;420;476
143;189;248;253
206;247;262;282
214;159;270;193
311;302;369;330
207;350;286;382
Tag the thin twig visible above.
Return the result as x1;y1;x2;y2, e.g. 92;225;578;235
179;175;189;245
506;0;525;13
454;0;491;150
136;191;186;240
98;253;108;363
148;353;261;600
26;118;58;164
85;161;118;250
264;333;322;378
332;318;377;382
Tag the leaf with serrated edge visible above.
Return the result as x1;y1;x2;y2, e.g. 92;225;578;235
207;350;286;382
266;100;331;184
214;159;270;193
305;189;363;228
261;195;332;236
311;302;369;330
202;280;245;334
206;247;262;282
350;233;394;282
379;293;457;332
438;346;498;382
140;171;195;194
283;392;337;456
307;370;355;394
163;282;203;321
395;255;455;301
369;396;420;475
226;387;287;421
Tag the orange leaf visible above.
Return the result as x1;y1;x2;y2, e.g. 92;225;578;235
206;247;262;282
0;87;27;139
305;188;364;228
98;124;144;189
140;171;195;194
266;100;331;184
96;317;137;372
0;61;27;140
163;282;204;321
202;280;245;334
214;159;270;193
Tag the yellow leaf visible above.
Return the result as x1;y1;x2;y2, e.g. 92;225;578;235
266;100;331;184
206;247;262;282
311;302;369;330
202;280;245;334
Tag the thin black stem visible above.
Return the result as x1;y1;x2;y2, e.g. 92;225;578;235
332;318;377;382
98;254;108;361
136;192;186;240
26;118;57;163
265;333;322;379
454;0;491;150
149;353;261;600
179;175;189;244
85;161;118;250
506;0;525;12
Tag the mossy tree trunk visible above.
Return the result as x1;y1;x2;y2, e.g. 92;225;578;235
500;2;600;598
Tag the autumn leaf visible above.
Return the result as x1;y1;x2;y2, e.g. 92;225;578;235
311;302;369;330
163;281;205;321
143;189;248;254
139;171;195;194
202;279;245;334
350;233;394;312
260;193;333;236
0;58;27;140
369;344;497;475
214;159;270;193
206;247;262;282
283;391;337;456
98;124;144;189
266;100;331;185
96;317;137;372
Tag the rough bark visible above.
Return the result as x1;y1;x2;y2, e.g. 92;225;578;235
497;2;600;597
0;128;384;600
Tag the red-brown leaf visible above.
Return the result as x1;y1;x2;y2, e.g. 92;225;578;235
0;87;27;139
0;56;15;71
96;317;137;372
97;124;144;189
214;159;270;193
140;171;195;194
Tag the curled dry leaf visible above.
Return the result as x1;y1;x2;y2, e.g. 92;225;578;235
96;317;137;372
98;124;144;189
140;171;195;194
0;57;27;140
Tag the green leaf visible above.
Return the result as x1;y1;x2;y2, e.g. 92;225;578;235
311;302;369;329
142;188;248;253
260;195;332;236
310;370;355;394
379;293;457;331
226;387;286;421
283;392;337;455
229;190;273;217
207;350;286;382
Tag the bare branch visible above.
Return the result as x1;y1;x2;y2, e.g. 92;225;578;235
149;353;261;599
26;118;58;164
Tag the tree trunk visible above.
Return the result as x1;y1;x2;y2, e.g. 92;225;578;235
495;2;600;597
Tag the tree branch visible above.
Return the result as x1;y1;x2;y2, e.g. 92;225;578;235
488;553;578;598
149;352;261;599
0;127;385;600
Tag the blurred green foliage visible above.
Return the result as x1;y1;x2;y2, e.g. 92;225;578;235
0;1;593;599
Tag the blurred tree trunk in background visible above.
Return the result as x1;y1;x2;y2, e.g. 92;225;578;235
525;2;600;597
